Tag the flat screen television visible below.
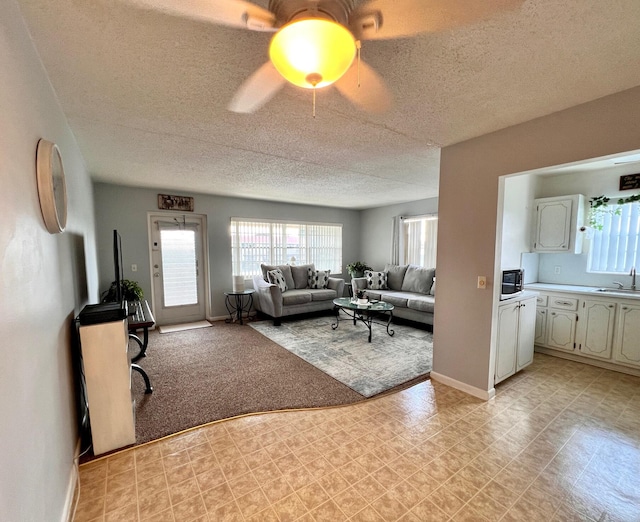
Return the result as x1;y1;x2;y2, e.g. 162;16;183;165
113;229;124;303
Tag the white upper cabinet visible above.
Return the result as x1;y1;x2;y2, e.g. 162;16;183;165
532;195;585;253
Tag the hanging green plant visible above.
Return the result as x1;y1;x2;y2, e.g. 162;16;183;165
589;194;640;230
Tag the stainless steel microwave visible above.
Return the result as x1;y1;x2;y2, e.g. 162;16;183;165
501;269;524;300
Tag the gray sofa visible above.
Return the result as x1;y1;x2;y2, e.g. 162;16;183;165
252;263;345;325
352;264;435;327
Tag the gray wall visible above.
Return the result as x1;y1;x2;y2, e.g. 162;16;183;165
94;183;362;318
1;2;98;520
360;198;439;270
435;87;640;395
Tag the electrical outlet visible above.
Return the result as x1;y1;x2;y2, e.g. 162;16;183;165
477;276;487;289
131;264;138;272
554;266;561;274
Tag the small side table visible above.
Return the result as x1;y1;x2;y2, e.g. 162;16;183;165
224;289;255;325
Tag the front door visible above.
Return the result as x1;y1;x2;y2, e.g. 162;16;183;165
149;213;208;325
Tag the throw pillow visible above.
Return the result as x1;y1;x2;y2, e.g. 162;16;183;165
261;263;295;290
430;276;436;296
401;265;435;294
384;264;409;290
366;270;388;290
308;268;330;289
267;268;288;292
291;263;315;289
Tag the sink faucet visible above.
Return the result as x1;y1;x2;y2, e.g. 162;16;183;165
631;266;637;291
612;281;625;289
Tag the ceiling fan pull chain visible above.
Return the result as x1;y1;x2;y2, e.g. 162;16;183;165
312;87;316;119
356;40;362;88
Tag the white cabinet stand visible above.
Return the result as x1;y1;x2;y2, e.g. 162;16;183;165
495;295;536;384
79;319;135;455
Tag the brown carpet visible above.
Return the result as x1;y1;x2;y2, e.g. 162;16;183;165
129;319;365;446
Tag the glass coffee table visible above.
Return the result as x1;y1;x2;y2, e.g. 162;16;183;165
332;297;395;343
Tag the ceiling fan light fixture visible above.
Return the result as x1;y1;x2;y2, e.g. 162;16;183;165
269;18;356;89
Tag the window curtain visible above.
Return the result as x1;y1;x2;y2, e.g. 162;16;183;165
403;215;438;267
391;216;405;265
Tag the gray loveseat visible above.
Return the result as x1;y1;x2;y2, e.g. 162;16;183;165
252;263;345;325
352;264;435;327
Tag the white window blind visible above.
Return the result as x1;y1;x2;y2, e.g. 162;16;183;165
589;202;640;273
160;228;198;306
403;215;438;267
231;218;342;277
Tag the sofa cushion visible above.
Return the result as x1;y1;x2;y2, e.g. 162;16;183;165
407;296;435;313
282;290;312;306
267;268;288;292
401;265;435;294
310;289;336;301
365;270;388;290
261;263;295;290
364;289;382;300
381;293;410;308
384;264;409;290
291;264;314;289
308;268;330;289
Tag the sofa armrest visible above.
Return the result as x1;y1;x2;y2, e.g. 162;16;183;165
252;275;283;317
327;277;345;297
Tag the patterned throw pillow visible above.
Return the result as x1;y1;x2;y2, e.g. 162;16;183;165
366;270;388;290
307;268;330;289
267;268;288;292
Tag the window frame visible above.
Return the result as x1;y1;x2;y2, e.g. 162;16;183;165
230;217;343;278
587;200;640;274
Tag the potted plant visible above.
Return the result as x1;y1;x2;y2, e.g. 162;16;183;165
346;261;372;278
101;279;144;302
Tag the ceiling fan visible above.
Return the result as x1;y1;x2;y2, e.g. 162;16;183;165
129;0;522;114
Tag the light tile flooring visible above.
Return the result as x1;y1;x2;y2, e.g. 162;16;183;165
74;354;640;521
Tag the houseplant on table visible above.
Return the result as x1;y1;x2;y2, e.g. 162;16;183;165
101;279;144;302
346;261;372;278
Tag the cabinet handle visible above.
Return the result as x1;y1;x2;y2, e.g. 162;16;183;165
540;310;546;314
557;301;572;306
609;304;614;308
622;306;628;310
551;312;556;316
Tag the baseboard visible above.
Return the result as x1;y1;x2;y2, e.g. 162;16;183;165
535;346;640;377
208;312;258;323
430;371;495;401
62;438;81;522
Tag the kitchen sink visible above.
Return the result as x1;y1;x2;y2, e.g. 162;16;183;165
594;288;640;296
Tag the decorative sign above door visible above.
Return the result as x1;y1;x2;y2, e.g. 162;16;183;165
158;194;194;211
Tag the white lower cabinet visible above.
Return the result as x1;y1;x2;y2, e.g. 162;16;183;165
575;299;616;360
495;296;536;384
534;288;640;375
546;309;577;351
613;303;640;368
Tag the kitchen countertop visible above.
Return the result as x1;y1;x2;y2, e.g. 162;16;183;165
526;282;640;300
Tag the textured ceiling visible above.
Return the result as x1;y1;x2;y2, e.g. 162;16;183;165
15;0;640;208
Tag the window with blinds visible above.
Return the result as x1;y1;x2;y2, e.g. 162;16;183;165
588;202;640;273
403;215;438;267
230;218;342;277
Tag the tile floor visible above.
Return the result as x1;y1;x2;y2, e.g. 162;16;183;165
73;354;640;521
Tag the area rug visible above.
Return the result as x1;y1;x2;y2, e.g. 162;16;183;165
250;315;433;397
158;320;211;333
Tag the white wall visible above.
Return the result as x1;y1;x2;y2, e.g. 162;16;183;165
94;183;362;319
435;87;640;396
360;198;439;270
1;2;98;521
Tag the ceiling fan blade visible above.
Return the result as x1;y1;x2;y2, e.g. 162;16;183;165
351;0;522;40
335;60;392;114
129;0;276;31
228;61;286;113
